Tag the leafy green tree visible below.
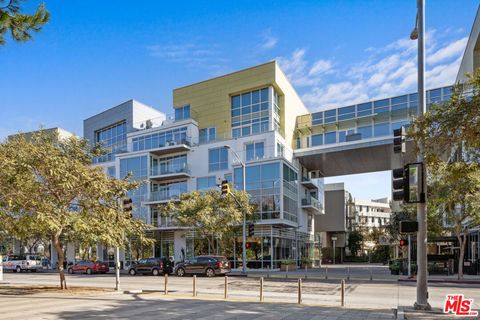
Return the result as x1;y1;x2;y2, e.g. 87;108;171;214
410;70;480;279
161;189;253;255
0;131;152;289
347;230;363;256
0;0;49;45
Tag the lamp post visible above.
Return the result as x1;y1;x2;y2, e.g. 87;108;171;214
224;145;247;274
410;0;430;310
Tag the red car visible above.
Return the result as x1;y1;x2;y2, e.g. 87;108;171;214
67;260;109;275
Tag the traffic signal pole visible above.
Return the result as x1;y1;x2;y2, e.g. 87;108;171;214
414;0;430;310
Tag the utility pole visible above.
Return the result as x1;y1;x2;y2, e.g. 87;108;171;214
412;0;430;310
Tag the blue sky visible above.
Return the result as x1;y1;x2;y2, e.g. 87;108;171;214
1;0;478;200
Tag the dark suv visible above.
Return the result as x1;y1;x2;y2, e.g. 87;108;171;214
128;257;173;276
175;256;231;277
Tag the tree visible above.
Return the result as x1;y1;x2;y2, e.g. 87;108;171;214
0;0;49;45
0;131;152;289
347;230;363;257
161;189;253;255
409;70;480;279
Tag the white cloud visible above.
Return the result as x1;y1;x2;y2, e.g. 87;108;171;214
277;29;468;111
259;35;278;50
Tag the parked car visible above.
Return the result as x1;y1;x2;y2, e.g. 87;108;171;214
128;257;173;276
67;260;109;275
2;254;43;273
175;256;231;277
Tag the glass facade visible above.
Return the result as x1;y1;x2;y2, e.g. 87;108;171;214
150;181;188;202
94;121;127;163
197;176;217;191
231;87;270;138
208;147;228;172
199;127;216;144
283;164;298;222
119;156;148;221
132;127;188;152
151;154;188;176
234;162;281;220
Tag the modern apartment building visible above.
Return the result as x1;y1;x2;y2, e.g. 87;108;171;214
84;62;324;268
352;198;392;231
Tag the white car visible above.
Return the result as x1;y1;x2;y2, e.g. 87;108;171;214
2;255;43;273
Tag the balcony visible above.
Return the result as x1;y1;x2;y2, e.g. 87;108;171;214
148;138;192;156
143;189;184;204
150;164;190;181
300;177;318;190
301;197;324;215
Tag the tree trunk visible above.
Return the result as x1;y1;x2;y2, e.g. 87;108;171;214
457;233;466;280
52;234;67;289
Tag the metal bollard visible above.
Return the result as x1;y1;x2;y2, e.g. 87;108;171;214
164;273;168;295
370;267;373;281
297;278;302;304
224;275;228;299
347;267;350;281
286;265;289;278
260;277;264;302
304;265;308;279
341;279;345;307
325;265;328;280
193;275;197;297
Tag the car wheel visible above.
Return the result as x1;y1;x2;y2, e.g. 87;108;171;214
176;267;185;277
86;268;92;275
152;268;160;276
68;268;73;274
129;268;136;276
205;268;215;277
31;269;37;273
16;266;21;273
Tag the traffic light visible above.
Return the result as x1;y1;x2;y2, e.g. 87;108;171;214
399;239;409;247
123;198;133;217
392;167;407;202
221;180;230;195
399;220;418;234
393;126;406;153
248;223;254;237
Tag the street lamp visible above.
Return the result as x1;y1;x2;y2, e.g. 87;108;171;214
411;0;430;310
224;145;247;274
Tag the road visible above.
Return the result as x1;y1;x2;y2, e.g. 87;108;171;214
1;272;479;311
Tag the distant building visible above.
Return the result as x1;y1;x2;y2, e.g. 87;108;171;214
352;198;392;232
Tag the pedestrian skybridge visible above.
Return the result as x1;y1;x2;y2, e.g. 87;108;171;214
293;86;452;177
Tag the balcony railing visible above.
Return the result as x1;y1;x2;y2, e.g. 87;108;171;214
147;188;186;203
150;163;190;177
301;197;323;213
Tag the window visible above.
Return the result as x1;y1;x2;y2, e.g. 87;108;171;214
231;87;271;138
312;112;323;126
132;127;187;151
374;122;390;137
312;134;323;146
175;105;190;121
338;129;354;143
120;156;148;179
199;127;216;144
324;131;336;144
197;176;217;191
357;125;372;139
338;106;355;121
246;142;264;161
374;99;389;113
324;109;337;124
94;121;127;163
151;154;187;176
107;166;116;178
208;147;228;172
296;137;301;149
391;95;408;111
357;102;372;117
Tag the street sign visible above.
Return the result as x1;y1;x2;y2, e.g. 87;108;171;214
400;220;419;233
331;236;337;241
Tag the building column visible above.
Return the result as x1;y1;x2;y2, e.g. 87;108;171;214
66;243;75;264
174;231;186;263
96;243;104;261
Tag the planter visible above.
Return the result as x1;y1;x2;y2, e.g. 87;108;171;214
280;264;295;272
301;262;313;269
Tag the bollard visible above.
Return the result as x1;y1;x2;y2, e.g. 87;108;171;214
341;279;345;307
286;265;289;278
297;278;302;304
260;277;264;302
370;267;373;281
304;265;308;279
325;265;328;280
224;275;228;299
347;267;350;281
164;273;168;295
193;275;197;297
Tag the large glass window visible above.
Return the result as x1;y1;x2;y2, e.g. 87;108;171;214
231;87;271;138
94;121;127;163
175;105;190;121
234;162;281;220
151;154;187;176
357;125;373;139
357;102;372;117
246;141;264;161
374;122;390;137
151;181;188;202
324;109;337;124
339;129;355;143
374;99;389;113
324;131;336;144
312;112;323;126
338;106;355;121
312;133;323;146
199;127;216;144
208;147;228;172
197;176;217;191
133;127;188;152
283;164;298;222
120;156;148;179
391;95;408;111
